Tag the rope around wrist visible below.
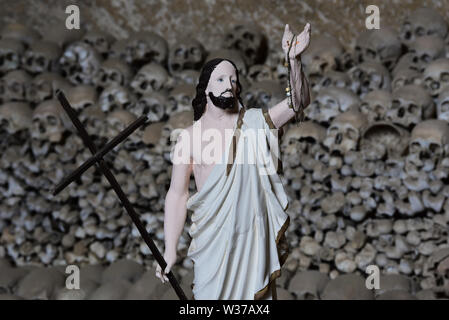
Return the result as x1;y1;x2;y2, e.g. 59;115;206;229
285;35;306;126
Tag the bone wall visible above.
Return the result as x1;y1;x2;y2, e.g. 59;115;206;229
0;0;449;299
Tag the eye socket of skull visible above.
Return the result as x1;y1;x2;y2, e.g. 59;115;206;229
429;143;440;154
442;73;449;83
408;104;419;114
410;141;421;153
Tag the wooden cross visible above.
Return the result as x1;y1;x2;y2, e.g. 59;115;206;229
52;90;188;300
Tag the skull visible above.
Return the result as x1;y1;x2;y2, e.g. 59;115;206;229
125;31;168;68
407;35;446;72
305;87;360;125
247;64;274;83
22;41;61;75
222;23;268;66
0;102;32;135
105;110;137;140
281;121;327;164
360;90;392;122
167;83;196;115
82;29;115;58
109;39;128;62
131;91;168;122
1;23;40;46
206;49;247;76
27;72;72;104
313;70;351;93
406;119;449;172
0;70;31;102
436;87;449;121
66;85;98;113
423;58;449;98
386;84;435;129
0;39;24;74
174;69;200;86
130;63;171;97
32;100;69;142
79;105;106;139
354;27;402;72
392;67;422;90
400;8;448;47
360;122;410;160
348;61;391;98
98;84;136;113
168;37;205;74
59;42;102;85
302;35;345;85
93;58;133;90
142;122;165;154
243;80;284;109
323;110;368;156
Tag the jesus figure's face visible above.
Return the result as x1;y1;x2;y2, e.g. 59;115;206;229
206;60;239;110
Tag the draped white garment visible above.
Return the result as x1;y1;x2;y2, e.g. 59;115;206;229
186;108;290;300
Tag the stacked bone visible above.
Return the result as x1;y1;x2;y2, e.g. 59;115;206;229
0;7;448;299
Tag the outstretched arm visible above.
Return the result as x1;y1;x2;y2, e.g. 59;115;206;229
269;23;311;129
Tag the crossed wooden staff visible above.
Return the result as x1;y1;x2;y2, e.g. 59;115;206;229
52;90;188;300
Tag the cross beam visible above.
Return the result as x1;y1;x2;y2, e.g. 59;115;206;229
53;90;188;300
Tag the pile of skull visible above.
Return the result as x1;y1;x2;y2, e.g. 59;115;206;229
0;7;448;299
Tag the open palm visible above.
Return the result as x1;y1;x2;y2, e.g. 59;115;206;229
282;23;311;60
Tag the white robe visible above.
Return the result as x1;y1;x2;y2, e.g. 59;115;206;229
186;108;290;300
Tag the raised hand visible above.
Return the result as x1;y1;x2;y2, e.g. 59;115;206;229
282;23;311;60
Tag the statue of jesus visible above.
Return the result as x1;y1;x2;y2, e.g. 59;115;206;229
156;23;311;300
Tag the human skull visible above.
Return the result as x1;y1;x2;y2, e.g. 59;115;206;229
22;41;61;74
302;35;347;88
360;122;410;160
281;121;327;165
125;31;168;68
0;23;40;46
407;35;446;72
423;58;449;98
386;84;435;129
174;69;200;86
406;119;449;172
206;49;247;76
167;83;196;115
243;80;284;109
348;61;391;98
0;70;31;102
222;23;268;66
105;110;137;140
142;121;165;154
436;87;449;121
0;102;32;135
98;84;136;113
0;39;24;74
323;110;368;156
354;27;402;72
130;63;171;97
131;91;168;122
109;39;128;62
360;90;392;122
400;8;448;47
392;67;422;90
59;41;102;85
79;105;106;138
93;58;133;90
168;37;205;74
313;70;351;93
82;29;115;58
32;99;69;142
305;87;360;125
247;64;274;83
66;85;98;113
27;72;72;104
